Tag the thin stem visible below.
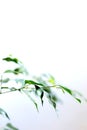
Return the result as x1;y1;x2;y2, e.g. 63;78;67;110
0;84;61;95
0;86;25;95
0;89;17;94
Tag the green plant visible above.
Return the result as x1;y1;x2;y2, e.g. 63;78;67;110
0;55;86;130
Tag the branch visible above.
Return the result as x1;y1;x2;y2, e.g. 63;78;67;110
0;84;61;95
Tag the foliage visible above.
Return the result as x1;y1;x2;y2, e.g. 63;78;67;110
2;123;19;130
0;55;86;129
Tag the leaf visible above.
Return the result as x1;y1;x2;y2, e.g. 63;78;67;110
0;78;10;83
14;68;24;75
0;108;10;119
40;91;44;105
43;86;51;93
5;123;19;130
1;87;9;89
75;98;81;103
3;57;19;64
59;85;73;95
14;67;28;75
22;90;39;111
74;91;87;102
48;95;57;109
4;70;14;74
34;85;44;105
35;85;40;90
4;68;24;75
15;79;25;86
48;75;56;85
59;85;82;103
52;101;56;109
25;80;44;86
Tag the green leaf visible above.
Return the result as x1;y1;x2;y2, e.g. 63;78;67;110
14;68;23;74
48;95;57;109
4;68;25;75
59;85;82;103
5;123;19;130
14;67;28;75
48;75;56;85
0;78;10;83
52;101;56;109
0;108;10;119
40;91;44;105
35;85;40;90
3;57;19;64
25;80;44;86
22;90;39;111
15;79;25;86
59;85;73;95
43;86;51;93
75;98;81;103
34;85;44;105
73;90;87;102
4;70;14;74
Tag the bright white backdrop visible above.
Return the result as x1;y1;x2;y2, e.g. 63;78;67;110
0;0;87;130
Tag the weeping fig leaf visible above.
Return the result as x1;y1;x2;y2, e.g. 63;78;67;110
0;78;10;83
48;95;57;109
22;90;39;111
15;79;25;86
73;90;87;102
25;80;44;86
4;68;24;75
34;102;38;111
14;68;23;74
59;85;82;103
51;94;58;102
3;57;19;64
34;85;44;105
51;95;58;109
4;70;14;74
14;67;28;75
5;123;19;130
0;108;10;120
59;85;73;95
35;85;40;90
43;86;51;93
52;101;56;109
13;67;27;75
75;98;81;103
1;87;9;89
40;91;44;105
48;75;56;85
34;85;40;96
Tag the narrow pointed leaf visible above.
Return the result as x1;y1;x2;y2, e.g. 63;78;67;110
4;70;14;74
0;108;10;119
0;78;10;83
48;95;57;109
22;90;39;111
59;85;73;95
40;91;44;105
6;123;19;130
25;80;44;86
48;75;56;85
3;57;19;64
35;85;40;90
75;98;81;103
4;68;24;75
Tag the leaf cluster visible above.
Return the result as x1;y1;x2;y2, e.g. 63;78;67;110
0;55;86;129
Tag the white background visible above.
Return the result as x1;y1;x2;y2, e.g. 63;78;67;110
0;0;87;130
